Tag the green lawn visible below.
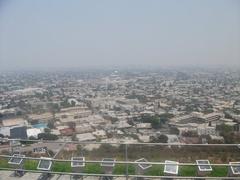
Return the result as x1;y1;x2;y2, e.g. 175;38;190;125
144;165;228;177
84;163;103;174
52;161;71;172
145;165;164;176
113;164;135;175
0;158;229;177
24;160;38;170
179;165;196;176
0;158;9;168
210;166;228;177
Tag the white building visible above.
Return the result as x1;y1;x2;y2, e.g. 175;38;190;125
76;133;96;141
27;128;42;138
136;123;152;129
197;125;216;136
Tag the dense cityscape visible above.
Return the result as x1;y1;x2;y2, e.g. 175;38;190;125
1;68;240;145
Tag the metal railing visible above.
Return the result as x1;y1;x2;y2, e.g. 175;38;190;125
2;137;240;146
1;168;240;179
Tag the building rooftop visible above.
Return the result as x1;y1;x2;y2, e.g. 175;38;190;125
2;118;26;127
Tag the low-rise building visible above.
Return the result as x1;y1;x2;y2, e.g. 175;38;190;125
26;128;42;138
76;133;96;141
28;113;54;123
136;123;152;129
2;118;27;127
75;124;94;134
92;130;107;139
197;125;216;136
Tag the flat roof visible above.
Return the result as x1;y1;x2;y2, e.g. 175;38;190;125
8;154;25;165
2;118;25;127
135;158;152;170
37;157;52;171
196;160;212;172
101;158;116;167
164;160;179;175
71;157;85;167
229;162;240;175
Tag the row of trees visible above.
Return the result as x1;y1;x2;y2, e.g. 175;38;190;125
139;113;173;129
216;124;240;144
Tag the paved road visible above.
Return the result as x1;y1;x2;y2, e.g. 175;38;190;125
0;142;64;154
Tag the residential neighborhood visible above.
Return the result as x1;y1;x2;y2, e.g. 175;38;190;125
1;68;240;149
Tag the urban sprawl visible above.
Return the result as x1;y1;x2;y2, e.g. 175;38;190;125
0;68;240;154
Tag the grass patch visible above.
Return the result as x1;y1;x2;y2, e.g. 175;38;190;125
145;165;164;176
210;166;228;177
179;165;196;176
84;163;103;174
24;160;38;170
0;158;230;177
113;164;135;175
0;158;9;168
52;162;71;172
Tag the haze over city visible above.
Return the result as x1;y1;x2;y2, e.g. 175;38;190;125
1;0;240;179
0;0;240;71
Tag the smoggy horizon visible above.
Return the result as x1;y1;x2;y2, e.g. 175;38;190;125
0;0;240;71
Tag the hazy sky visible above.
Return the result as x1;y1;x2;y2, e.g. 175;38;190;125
0;0;240;70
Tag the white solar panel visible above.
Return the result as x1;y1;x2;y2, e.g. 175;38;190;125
37;157;52;171
101;158;115;167
229;162;240;175
164;160;179;175
71;157;85;167
8;154;25;165
135;158;152;170
196;160;212;171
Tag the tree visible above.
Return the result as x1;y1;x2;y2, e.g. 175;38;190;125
72;134;77;141
71;100;76;107
21;136;37;145
68;122;76;130
159;113;174;123
216;124;233;134
151;116;162;129
224;113;232;119
158;135;168;143
127;119;134;126
150;134;168;143
44;128;51;133
216;124;236;144
29;136;37;140
170;127;180;135
16;111;22;116
38;133;58;140
48;103;60;113
47;120;55;129
140;115;162;129
60;100;71;108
